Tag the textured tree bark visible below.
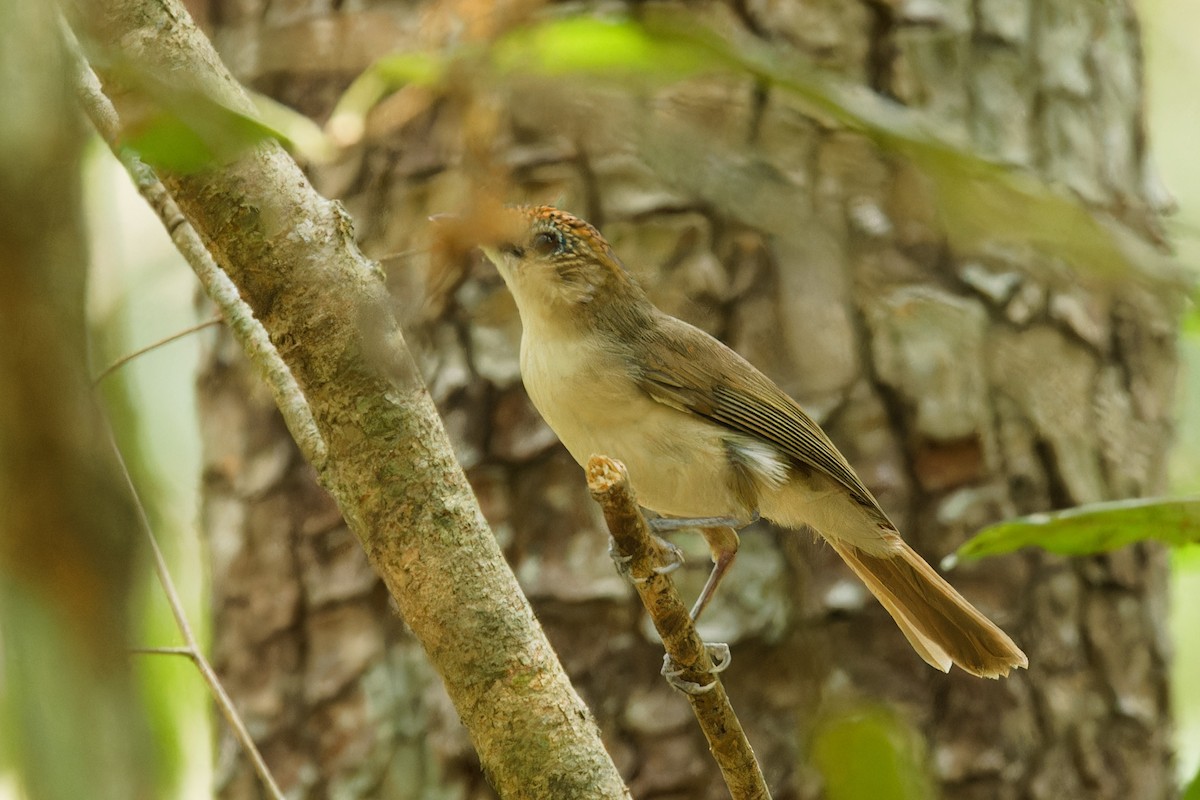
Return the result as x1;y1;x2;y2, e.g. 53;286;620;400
75;1;630;798
199;1;1178;798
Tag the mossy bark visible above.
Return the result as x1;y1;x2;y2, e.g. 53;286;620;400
77;1;630;798
198;0;1177;798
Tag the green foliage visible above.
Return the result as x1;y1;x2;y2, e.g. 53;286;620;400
1172;330;1200;498
492;17;716;78
328;53;444;142
811;704;934;800
248;91;338;164
77;48;285;173
1184;764;1200;800
91;51;342;169
117;81;279;172
375;52;446;86
1;582;137;800
329;11;1186;288
955;497;1200;561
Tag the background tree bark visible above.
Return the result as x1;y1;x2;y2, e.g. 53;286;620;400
196;1;1178;798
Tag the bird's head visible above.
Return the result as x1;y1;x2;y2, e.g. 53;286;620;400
480;205;646;333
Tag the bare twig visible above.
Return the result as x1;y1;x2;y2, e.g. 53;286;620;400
69;23;304;797
93;315;223;385
65;24;327;470
67;2;632;793
587;455;771;800
130;646;196;658
110;429;287;800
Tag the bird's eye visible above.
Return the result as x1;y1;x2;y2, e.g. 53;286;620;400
531;230;563;257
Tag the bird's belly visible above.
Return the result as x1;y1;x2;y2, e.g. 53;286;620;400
565;404;745;519
521;338;747;520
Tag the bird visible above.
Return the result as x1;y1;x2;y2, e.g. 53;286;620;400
479;204;1028;679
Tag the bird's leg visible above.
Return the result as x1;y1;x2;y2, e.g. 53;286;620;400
642;516;750;692
644;512;757;620
690;526;740;621
645;511;759;532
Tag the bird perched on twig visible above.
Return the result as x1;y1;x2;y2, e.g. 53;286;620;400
479;204;1027;679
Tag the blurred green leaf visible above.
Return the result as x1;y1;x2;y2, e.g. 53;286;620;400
1174;544;1200;572
248;91;336;164
87;52;283;172
811;705;932;800
120;110;220;173
1182;296;1200;339
635;10;1182;284
374;52;446;86
330;10;1188;286
326;53;444;147
956;497;1200;561
119;90;278;172
493;17;717;77
1184;762;1200;800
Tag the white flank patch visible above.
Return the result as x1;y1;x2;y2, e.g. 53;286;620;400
728;436;790;488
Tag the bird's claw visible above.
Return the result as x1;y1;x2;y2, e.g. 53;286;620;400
651;538;684;575
608;537;684;584
661;643;731;695
608;539;633;570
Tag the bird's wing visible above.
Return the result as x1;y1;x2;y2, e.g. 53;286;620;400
631;314;886;517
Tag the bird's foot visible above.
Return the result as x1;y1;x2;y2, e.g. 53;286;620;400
608;536;684;584
650;536;685;575
661;643;731;695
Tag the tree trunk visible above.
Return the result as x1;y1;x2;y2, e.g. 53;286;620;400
198;1;1177;798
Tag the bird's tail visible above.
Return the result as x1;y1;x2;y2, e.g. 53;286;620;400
827;539;1028;678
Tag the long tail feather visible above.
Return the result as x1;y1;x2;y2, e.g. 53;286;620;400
828;539;1028;678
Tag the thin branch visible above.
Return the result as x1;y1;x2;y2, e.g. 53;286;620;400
109;428;287;800
68;1;632;793
587;455;771;800
65;24;327;470
130;646;196;658
93;315;223;385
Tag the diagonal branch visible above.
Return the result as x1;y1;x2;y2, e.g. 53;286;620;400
92;315;223;386
64;26;328;469
64;1;629;796
587;456;771;800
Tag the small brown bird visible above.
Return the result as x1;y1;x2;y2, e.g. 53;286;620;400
481;205;1028;679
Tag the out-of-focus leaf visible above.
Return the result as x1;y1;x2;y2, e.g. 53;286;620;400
330;10;1188;286
635;9;1184;286
1172;323;1200;496
955;497;1200;562
2;8;156;797
326;53;444;146
120;111;218;172
119;90;278;172
811;704;932;800
373;52;445;86
89;53;283;172
1175;545;1200;572
248;91;336;164
493;17;718;78
1182;296;1200;339
1183;762;1200;800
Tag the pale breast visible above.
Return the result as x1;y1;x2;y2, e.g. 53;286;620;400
519;333;753;520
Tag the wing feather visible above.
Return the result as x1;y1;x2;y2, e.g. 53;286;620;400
631;315;885;517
